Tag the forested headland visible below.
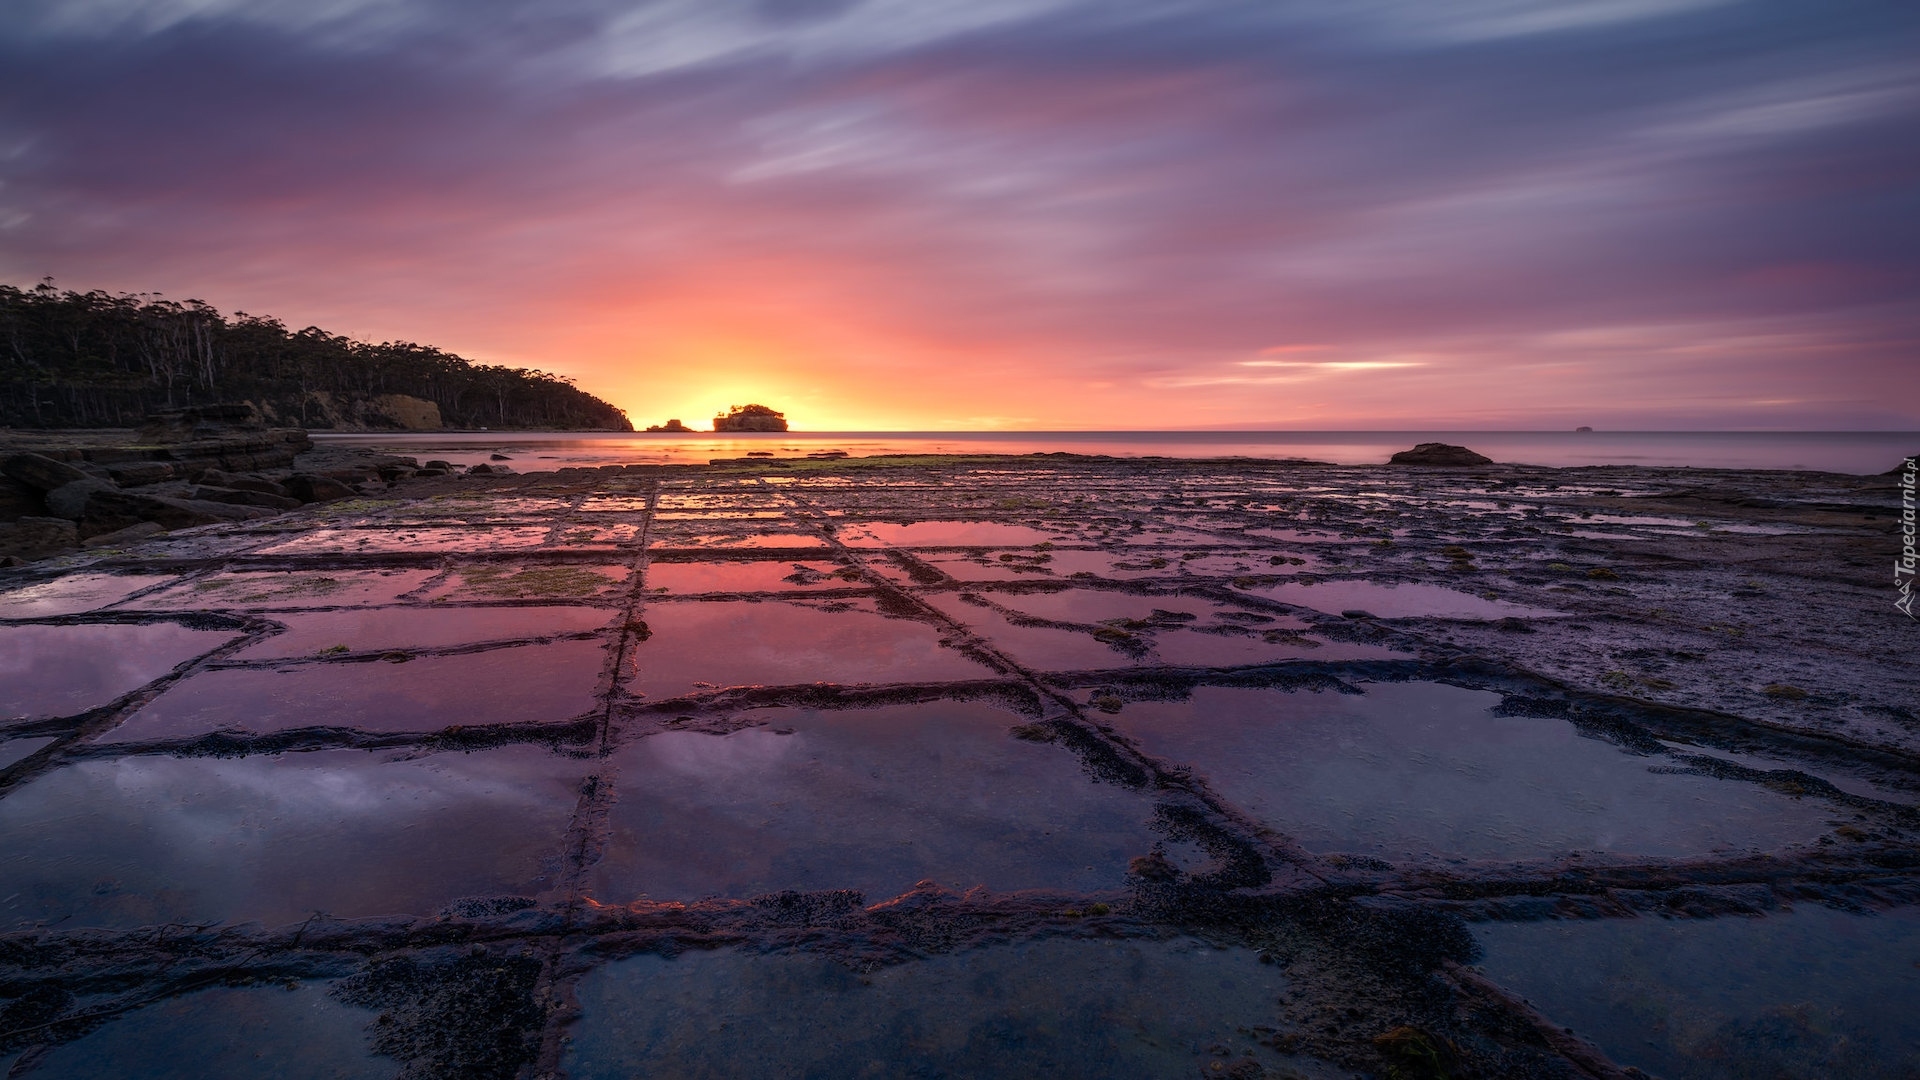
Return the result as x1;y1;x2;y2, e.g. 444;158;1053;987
0;281;632;430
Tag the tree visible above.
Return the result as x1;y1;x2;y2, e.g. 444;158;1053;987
0;280;633;430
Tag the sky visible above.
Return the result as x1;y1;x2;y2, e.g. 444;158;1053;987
2;0;1916;431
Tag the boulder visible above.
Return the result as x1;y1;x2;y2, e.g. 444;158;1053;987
1388;443;1493;466
0;516;78;560
285;473;357;503
81;521;167;549
187;485;303;510
193;470;291;497
105;461;176;487
0;476;44;519
68;489;230;536
3;452;90;491
44;478;119;519
138;403;265;442
145;430;312;475
38;483;276;538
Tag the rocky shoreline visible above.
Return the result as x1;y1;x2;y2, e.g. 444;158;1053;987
0;443;1915;1078
0;415;514;564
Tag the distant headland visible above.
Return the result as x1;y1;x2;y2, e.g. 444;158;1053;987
0;280;632;431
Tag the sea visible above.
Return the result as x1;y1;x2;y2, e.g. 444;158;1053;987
310;430;1916;475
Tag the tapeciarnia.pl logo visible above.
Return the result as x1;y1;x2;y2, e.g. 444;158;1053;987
1899;456;1916;619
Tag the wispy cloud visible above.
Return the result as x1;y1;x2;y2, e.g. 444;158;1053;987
0;0;1914;428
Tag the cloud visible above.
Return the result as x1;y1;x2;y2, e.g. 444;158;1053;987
0;0;1915;427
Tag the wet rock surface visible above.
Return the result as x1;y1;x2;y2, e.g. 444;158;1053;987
0;452;1915;1078
0;427;547;564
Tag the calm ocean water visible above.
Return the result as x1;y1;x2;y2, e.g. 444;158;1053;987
312;430;1916;475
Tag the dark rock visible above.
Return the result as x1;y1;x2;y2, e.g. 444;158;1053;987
0;476;43;519
1389;442;1493;466
489;453;512;461
138;403;265;442
1885;457;1917;476
0;516;78;560
1128;850;1180;882
469;463;510;475
285;473;357;503
425;460;453;470
193;469;290;497
331;954;544;1080
104;461;176;487
187;485;303;510
43;478;119;519
166;497;275;522
2;452;90;492
80;446;151;465
80;521;166;548
69;489;257;536
377;464;417;481
418;467;450;476
146;430;312;474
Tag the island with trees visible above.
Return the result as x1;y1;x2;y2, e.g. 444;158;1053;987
711;404;788;432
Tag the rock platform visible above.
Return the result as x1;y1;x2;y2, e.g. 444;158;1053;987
0;451;1914;1079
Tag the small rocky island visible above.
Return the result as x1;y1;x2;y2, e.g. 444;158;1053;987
1388;442;1494;466
711;404;789;432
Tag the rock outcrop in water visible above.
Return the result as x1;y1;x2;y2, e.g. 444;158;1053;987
712;404;789;432
1389;442;1493;466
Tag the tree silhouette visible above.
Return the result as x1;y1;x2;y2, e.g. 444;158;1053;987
0;282;632;430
